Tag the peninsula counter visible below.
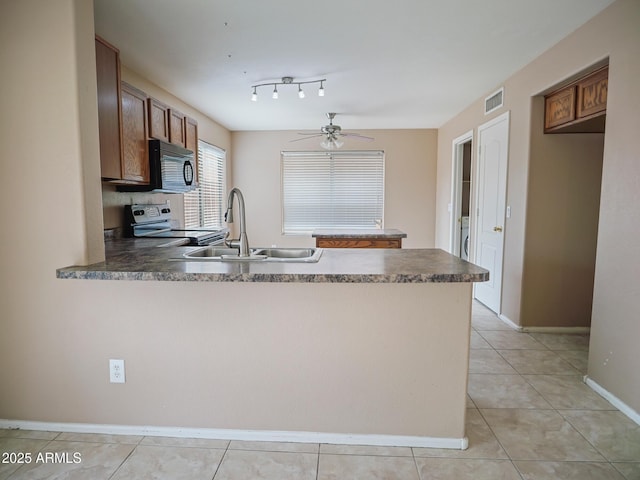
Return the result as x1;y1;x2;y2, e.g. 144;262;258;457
56;245;488;449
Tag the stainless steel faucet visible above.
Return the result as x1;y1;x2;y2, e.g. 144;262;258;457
224;187;250;257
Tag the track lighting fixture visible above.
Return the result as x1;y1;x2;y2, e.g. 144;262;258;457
250;76;326;101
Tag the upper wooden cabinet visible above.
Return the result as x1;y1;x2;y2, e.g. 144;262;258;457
96;36;199;184
120;82;150;184
147;98;170;142
544;66;608;134
95;37;149;184
95;36;123;180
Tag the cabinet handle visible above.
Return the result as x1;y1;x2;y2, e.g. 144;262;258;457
493;226;503;232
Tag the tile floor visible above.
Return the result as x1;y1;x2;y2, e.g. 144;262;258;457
1;301;639;479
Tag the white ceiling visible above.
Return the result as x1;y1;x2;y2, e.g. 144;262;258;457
94;0;614;132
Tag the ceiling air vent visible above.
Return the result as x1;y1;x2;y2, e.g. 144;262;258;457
485;87;504;115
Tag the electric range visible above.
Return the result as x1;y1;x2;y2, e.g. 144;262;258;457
124;203;228;246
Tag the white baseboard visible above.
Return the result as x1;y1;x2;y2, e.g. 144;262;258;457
497;313;591;334
584;376;640;426
498;314;522;331
521;326;591;334
0;419;468;450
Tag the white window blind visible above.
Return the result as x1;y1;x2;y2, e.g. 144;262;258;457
281;150;385;234
184;140;226;228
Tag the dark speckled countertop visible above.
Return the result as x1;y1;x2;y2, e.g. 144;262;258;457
56;239;489;283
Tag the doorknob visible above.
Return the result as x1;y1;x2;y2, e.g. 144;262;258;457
493;226;503;232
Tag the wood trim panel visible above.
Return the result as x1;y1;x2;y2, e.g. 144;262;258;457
316;238;402;249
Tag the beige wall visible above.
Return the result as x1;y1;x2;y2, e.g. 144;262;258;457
436;0;640;412
588;0;640;415
0;0;102;270
232;129;437;248
101;66;232;230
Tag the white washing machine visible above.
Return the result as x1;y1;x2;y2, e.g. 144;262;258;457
460;216;470;261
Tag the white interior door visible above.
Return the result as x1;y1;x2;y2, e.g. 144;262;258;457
474;112;509;313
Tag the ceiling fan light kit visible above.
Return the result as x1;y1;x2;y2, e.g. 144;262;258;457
290;113;375;150
250;76;325;101
320;137;344;150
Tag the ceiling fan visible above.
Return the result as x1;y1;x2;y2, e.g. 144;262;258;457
290;113;374;150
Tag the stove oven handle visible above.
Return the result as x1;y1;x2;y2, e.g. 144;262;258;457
183;160;194;186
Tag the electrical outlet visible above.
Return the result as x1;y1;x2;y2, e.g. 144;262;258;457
109;359;125;383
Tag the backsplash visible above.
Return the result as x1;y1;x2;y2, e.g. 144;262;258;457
102;183;186;230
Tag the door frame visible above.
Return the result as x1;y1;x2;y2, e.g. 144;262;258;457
449;130;474;257
473;111;510;313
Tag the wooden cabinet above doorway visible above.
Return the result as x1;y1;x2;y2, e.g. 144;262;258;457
544;66;608;134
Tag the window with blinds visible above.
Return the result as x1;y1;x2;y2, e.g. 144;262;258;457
184;140;226;228
281;150;385;235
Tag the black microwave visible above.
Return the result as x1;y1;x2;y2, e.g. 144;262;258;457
118;140;196;193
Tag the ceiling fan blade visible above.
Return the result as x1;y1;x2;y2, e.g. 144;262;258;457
340;133;375;141
297;132;324;135
289;135;325;143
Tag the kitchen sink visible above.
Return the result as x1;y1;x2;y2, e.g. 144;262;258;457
183;247;241;258
252;248;323;262
181;247;323;263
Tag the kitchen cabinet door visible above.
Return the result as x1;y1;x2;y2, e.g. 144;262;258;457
148;97;170;142
577;66;608;119
168;108;186;147
544;86;576;131
185;116;198;153
121;82;150;183
95;36;122;180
